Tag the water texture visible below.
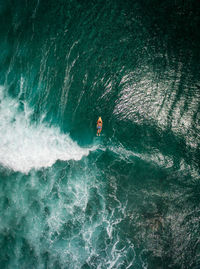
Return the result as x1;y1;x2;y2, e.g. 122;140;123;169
0;0;200;268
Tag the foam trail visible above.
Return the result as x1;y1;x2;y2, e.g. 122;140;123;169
0;86;95;173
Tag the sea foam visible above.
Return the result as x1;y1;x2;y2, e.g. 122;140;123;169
0;86;94;174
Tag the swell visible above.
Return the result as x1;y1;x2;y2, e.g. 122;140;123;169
1;0;199;144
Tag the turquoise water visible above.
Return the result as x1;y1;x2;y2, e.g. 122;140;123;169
0;0;200;268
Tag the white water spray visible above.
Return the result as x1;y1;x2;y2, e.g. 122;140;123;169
0;86;95;173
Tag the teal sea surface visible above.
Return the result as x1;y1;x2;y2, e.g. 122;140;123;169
0;0;200;268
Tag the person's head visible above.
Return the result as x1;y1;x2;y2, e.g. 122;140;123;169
98;116;102;122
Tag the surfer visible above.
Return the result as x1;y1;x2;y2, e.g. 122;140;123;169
97;117;103;136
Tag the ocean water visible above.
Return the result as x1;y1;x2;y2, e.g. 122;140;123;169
0;0;200;268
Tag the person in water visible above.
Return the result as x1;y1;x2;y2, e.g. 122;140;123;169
97;117;103;136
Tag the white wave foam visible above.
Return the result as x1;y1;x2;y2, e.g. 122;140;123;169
0;86;95;173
